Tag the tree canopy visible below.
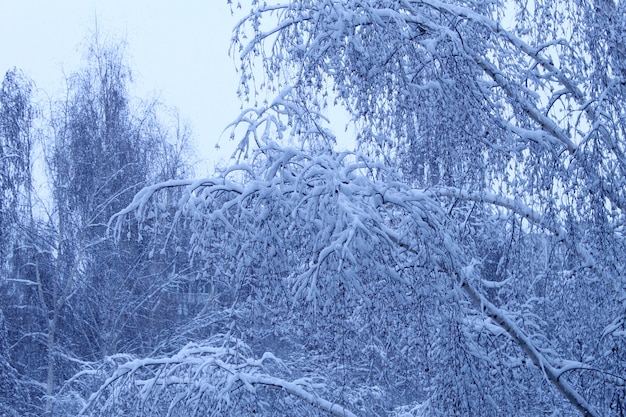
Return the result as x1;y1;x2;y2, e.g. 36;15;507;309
98;1;626;415
2;0;625;415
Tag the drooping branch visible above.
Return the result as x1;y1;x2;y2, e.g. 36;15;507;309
384;228;600;417
80;337;357;417
111;147;604;416
231;374;358;417
425;186;595;269
458;277;600;417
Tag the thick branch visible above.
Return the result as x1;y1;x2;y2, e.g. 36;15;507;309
459;277;599;417
385;229;599;417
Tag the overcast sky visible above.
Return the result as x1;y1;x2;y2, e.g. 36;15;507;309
0;0;244;173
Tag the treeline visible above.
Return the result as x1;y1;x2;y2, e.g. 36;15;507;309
0;34;205;416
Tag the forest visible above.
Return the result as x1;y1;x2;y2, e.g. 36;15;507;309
1;0;625;416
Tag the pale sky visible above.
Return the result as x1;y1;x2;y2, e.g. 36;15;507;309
0;0;243;173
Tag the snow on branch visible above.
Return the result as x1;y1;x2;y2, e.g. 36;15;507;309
111;146;602;416
425;187;596;269
80;335;356;417
458;276;600;417
385;224;600;416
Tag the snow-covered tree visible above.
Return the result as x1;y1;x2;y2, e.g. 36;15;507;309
0;68;34;271
228;0;625;413
111;144;620;415
47;32;190;362
0;34;199;415
100;0;626;415
0;69;42;417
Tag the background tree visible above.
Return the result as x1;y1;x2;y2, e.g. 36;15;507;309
0;68;43;417
0;32;200;415
0;68;35;280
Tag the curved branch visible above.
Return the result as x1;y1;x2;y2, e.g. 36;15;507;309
236;374;358;417
385;229;600;417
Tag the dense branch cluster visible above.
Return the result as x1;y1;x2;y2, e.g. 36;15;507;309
2;0;625;415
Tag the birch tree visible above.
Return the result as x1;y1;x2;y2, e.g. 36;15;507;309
224;0;625;413
0;68;42;417
92;0;625;415
40;34;198;413
0;68;34;271
0;35;198;415
109;145;619;416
